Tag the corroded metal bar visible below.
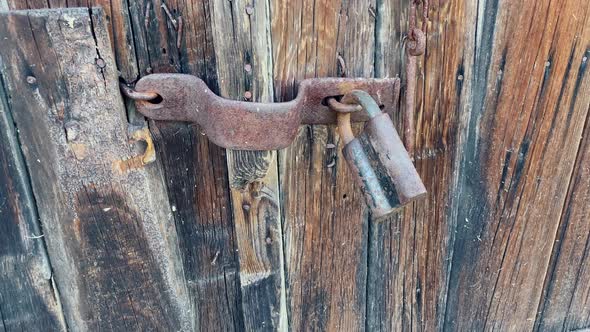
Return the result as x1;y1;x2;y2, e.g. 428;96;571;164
132;74;400;150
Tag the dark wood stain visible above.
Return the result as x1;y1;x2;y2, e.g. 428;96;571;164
0;63;65;332
73;186;180;330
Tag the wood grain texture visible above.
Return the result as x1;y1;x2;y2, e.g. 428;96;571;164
271;0;374;330
10;0;143;123
0;63;66;332
445;0;590;330
209;0;288;330
126;1;245;330
368;0;479;330
0;8;191;330
3;1;590;330
535;51;590;331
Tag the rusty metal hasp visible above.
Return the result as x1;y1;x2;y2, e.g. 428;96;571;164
128;74;400;150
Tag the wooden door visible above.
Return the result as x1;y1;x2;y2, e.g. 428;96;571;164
0;0;589;331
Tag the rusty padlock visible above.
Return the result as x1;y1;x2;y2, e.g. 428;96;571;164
333;90;427;220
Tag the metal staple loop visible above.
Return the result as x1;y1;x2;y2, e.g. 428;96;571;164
119;82;160;101
404;0;429;156
327;98;362;113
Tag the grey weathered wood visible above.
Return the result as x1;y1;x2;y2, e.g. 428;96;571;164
0;8;191;331
8;0;143;124
0;57;66;332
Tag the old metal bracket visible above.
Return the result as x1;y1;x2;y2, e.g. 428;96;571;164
130;74;400;150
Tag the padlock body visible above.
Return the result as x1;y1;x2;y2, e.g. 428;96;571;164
342;113;427;220
362;113;427;204
343;139;400;219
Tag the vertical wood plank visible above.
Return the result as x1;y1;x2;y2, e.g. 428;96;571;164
0;8;192;330
209;0;288;330
9;0;142;123
535;53;590;331
126;1;244;330
0;63;66;332
271;0;374;330
444;0;590;330
368;0;479;330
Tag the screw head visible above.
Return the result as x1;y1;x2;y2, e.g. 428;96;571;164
26;76;37;84
244;91;253;100
245;5;254;15
244;63;252;72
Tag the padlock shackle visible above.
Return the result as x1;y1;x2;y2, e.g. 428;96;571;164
336;90;382;145
337;113;355;145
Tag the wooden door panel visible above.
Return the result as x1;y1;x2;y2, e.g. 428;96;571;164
2;1;590;331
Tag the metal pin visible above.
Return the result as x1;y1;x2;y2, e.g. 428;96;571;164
161;3;178;29
176;16;183;49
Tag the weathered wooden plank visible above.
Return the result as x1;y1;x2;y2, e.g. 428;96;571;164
25;0;269;329
8;0;142;122
0;59;66;332
444;0;590;330
125;1;245;330
209;0;288;330
271;0;374;330
367;0;479;330
535;52;590;331
0;8;191;330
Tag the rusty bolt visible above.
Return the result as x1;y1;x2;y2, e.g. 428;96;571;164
95;58;106;69
26;76;37;84
245;5;254;15
244;63;252;73
244;91;253;100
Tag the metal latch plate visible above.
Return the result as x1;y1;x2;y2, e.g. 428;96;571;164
134;74;400;150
